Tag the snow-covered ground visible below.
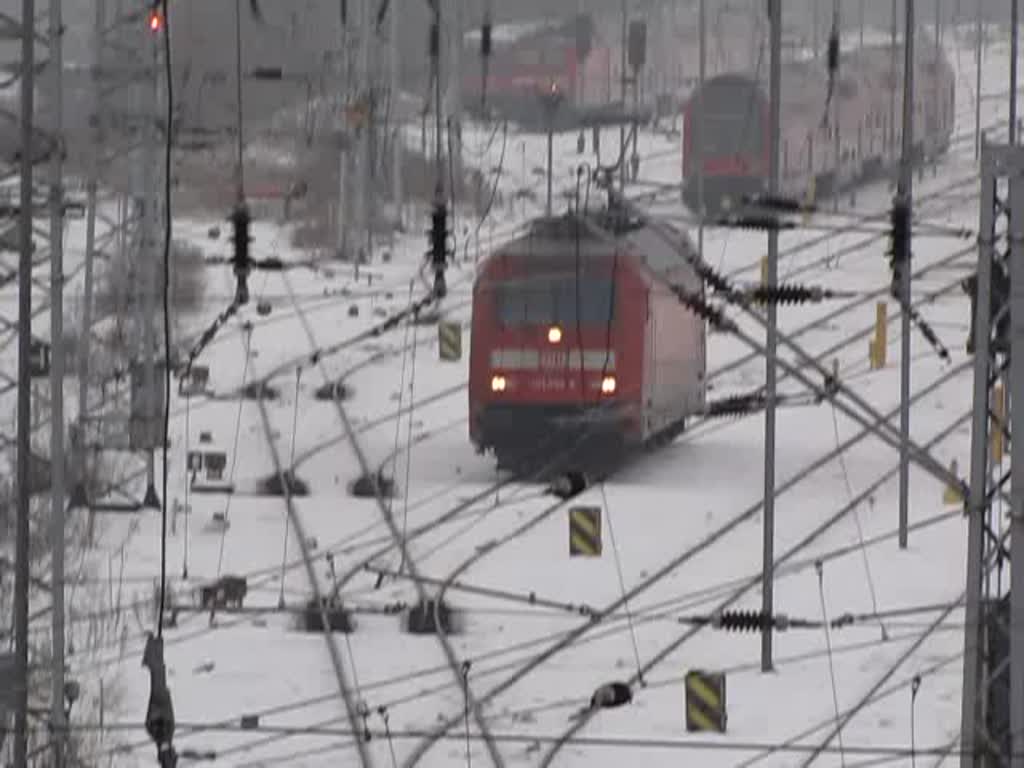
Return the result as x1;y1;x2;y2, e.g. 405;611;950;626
3;24;1022;768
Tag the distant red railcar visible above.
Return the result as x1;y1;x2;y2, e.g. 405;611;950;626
469;210;706;471
682;41;956;211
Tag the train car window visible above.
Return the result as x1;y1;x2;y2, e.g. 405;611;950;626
496;277;615;328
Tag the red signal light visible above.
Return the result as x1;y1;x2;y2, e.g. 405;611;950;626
148;9;163;32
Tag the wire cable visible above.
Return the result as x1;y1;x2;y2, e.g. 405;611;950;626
386;282;414;569
599;482;643;685
910;675;921;768
816;560;847;767
828;397;887;639
398;309;419;574
182;391;190;579
215;326;254;578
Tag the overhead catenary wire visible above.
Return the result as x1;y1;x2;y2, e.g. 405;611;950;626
398;303;419;576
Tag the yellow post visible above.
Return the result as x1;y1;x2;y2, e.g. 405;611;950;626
754;256;769;307
868;340;878;370
943;459;963;506
804;177;816;215
872;301;888;369
992;382;1005;464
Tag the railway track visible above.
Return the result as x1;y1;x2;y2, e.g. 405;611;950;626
207;217;974;765
253;391;374;768
405;341;974;768
278;270;509;768
81;65;1010;765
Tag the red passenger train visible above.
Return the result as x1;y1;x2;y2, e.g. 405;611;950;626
468;209;706;472
682;41;956;211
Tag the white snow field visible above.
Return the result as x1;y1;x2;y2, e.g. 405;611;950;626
5;22;1020;768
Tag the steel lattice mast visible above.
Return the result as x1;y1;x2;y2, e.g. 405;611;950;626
959;142;1024;768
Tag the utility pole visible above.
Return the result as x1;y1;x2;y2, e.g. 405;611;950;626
896;0;914;549
812;0;819;59
860;0;865;48
1011;168;1024;768
974;0;982;158
935;0;941;168
389;0;402;228
696;0;705;258
890;0;899;158
75;0;102;510
541;83;564;217
449;0;464;202
619;0;627;191
140;0;160;511
14;0;37;763
546;117;554;216
1011;0;1019;145
833;4;841;213
761;0;781;674
428;0;449;299
336;0;350;261
958;142;1024;768
358;0;371;263
48;0;66;760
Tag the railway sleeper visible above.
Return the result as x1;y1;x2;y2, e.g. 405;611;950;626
405;598;459;636
301;597;355;634
350;471;396;499
260;469;311;497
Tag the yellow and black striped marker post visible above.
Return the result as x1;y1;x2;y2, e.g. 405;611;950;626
568;506;602;557
685;670;727;733
438;321;462;362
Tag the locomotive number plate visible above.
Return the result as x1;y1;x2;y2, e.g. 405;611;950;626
531;376;569;392
540;351;567;369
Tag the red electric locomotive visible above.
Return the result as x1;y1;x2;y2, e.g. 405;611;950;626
468;209;706;472
462;17;613;130
682;41;956;211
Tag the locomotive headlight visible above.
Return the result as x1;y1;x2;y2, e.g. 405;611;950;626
600;376;617;394
547;326;562;344
491;375;507;392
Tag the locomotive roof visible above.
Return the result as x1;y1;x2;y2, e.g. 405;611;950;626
484;212;702;291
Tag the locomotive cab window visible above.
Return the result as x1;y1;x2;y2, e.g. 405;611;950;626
494;276;616;328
